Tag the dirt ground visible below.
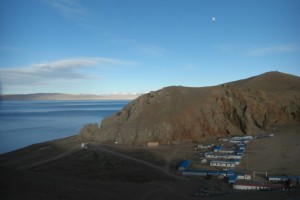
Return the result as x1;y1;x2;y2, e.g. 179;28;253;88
237;124;300;176
1;124;300;200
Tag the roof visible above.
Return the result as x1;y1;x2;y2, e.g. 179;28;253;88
226;170;235;174
268;175;300;180
179;160;192;168
181;170;209;176
219;149;235;152
182;169;235;176
229;175;238;181
234;181;286;188
211;160;236;164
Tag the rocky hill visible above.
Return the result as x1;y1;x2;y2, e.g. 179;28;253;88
79;71;300;145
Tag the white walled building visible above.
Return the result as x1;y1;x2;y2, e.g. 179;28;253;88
210;160;236;168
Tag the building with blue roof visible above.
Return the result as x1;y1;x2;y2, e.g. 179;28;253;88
178;160;192;171
181;170;208;176
229;174;238;183
268;175;300;183
181;169;236;177
236;149;244;155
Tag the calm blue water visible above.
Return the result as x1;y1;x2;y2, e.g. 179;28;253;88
0;100;129;154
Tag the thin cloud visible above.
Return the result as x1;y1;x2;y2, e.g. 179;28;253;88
0;57;138;90
44;0;88;22
113;38;169;57
247;44;298;56
182;64;198;71
112;38;137;46
138;45;168;57
0;46;25;53
213;44;237;52
30;57;135;70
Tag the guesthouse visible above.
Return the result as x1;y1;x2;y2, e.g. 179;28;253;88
210;160;236;168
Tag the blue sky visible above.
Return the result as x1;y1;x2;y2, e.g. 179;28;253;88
0;0;299;94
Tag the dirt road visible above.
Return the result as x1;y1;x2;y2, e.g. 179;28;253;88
18;145;80;170
93;143;188;181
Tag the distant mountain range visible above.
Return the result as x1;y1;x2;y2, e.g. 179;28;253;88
0;93;142;100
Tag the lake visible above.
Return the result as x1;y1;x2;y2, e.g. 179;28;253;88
0;100;129;154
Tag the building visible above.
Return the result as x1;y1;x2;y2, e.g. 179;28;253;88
218;138;229;142
210;160;236;168
268;175;300;183
237;144;245;150
214;146;235;154
224;170;235;177
229;140;243;144
178;160;192;171
229;175;238;184
181;169;235;177
228;174;251;184
214;146;222;152
218;135;253;143
146;142;159;147
205;152;242;159
181;170;209;176
237;174;251;180
233;159;241;165
236;149;244;156
205;152;231;159
231;135;253;141
230;155;243;159
197;144;213;149
233;181;286;191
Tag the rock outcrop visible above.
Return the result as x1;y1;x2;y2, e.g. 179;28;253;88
79;71;300;145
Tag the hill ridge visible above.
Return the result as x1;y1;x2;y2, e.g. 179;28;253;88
79;71;300;144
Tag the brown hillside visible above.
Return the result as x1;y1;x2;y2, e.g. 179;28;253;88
79;71;300;145
228;71;300;92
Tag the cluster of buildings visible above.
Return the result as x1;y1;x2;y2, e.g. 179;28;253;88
179;136;251;184
178;134;300;191
207;143;245;168
232;175;300;190
218;135;254;144
198;136;249;170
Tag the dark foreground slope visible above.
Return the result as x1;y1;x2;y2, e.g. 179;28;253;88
79;71;300;145
1;126;300;200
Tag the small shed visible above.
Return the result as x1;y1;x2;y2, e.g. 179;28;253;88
214;146;222;152
178;160;192;171
225;170;235;177
237;174;251;180
236;149;244;155
201;159;208;164
146;141;159;147
234;159;241;165
229;175;238;184
80;143;87;149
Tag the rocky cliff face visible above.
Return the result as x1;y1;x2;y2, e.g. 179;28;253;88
79;72;300;144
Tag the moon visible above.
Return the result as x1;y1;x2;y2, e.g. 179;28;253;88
212;17;216;22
